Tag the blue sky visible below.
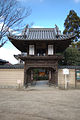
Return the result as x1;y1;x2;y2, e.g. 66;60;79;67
0;0;80;64
20;0;80;30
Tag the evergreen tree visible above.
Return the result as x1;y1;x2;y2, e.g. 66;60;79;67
63;47;80;66
63;10;80;41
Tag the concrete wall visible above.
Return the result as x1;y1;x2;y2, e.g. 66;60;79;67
58;69;76;89
0;69;24;88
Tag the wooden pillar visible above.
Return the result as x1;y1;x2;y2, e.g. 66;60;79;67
49;68;58;86
24;62;28;87
51;70;55;84
49;71;51;80
31;70;33;84
49;70;52;84
55;63;58;86
55;70;58;85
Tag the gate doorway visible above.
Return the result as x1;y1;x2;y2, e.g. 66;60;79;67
33;68;49;81
32;68;49;86
25;67;58;87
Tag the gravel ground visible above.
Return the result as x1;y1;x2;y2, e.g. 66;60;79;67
0;87;80;120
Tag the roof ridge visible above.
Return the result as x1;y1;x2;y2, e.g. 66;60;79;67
29;28;55;29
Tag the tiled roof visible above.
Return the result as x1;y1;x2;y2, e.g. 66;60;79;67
58;66;80;69
0;59;8;63
0;64;24;69
0;59;9;65
8;28;75;41
0;64;80;69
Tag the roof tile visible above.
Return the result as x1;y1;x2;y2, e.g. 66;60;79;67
8;28;75;41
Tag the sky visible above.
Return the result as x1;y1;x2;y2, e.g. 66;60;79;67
0;0;80;64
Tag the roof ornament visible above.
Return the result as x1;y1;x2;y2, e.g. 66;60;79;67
22;24;29;38
55;24;61;38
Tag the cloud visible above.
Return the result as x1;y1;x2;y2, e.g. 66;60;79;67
32;25;44;28
0;47;21;64
74;0;80;3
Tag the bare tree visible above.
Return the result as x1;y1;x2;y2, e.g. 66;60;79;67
0;0;31;47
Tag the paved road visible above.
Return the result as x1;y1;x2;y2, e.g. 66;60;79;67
0;87;80;120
